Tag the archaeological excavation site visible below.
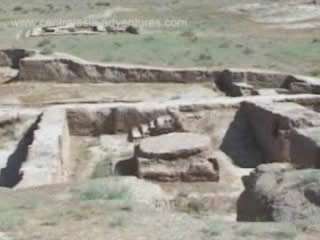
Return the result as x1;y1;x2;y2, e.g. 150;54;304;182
2;0;320;238
1;46;320;235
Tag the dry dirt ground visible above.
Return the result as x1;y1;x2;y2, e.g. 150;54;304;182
0;82;219;105
0;178;319;240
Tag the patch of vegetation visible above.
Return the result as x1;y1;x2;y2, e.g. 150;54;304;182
269;231;297;239
37;38;56;55
80;182;130;201
0;211;25;231
17;199;38;210
41;205;92;226
219;42;230;48
197;53;212;61
119;203;133;212
201;228;220;237
69;208;90;221
180;31;198;42
41;206;66;226
243;46;254;55
144;36;154;42
109;216;125;228
185;198;206;214
126;26;139;35
312;38;320;43
12;6;23;12
102;56;113;62
37;39;51;48
95;2;111;7
114;42;122;48
40;47;54;55
309;70;320;76
46;4;54;10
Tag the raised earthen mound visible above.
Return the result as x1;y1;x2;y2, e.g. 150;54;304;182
238;163;320;223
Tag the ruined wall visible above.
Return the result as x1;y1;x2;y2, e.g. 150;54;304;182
290;127;320;168
244;101;320;164
59;114;71;182
18;57;220;83
15;108;69;188
217;69;289;90
67;105;168;136
1;49;36;69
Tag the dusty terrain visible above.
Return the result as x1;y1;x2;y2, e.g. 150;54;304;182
1;0;320;239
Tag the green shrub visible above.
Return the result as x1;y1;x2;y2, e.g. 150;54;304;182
37;39;51;48
126;26;139;35
80;182;129;201
95;2;111;7
310;70;320;76
13;6;23;11
243;47;254;55
186;199;206;213
198;53;212;61
40;47;54;55
109;217;124;228
180;31;198;42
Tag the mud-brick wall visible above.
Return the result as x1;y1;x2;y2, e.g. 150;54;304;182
290;128;320;168
18;57;221;83
59;114;71;181
67;106;168;136
244;101;320;164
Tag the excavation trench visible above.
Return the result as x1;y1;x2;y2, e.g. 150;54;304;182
66;104;263;218
65;96;320;219
0;113;42;188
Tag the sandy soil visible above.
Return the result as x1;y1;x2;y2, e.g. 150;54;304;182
0;82;219;105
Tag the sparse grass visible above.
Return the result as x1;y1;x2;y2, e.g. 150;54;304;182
41;206;66;226
119;203;133;212
201;228;220;237
270;231;297;239
0;0;318;73
37;39;51;48
109;216;125;228
197;53;212;61
180;31;198;42
309;70;320;77
12;6;23;11
219;42;230;48
102;55;113;62
80;182;130;201
126;26;139;35
40;47;54;55
185;198;206;214
144;36;154;42
243;46;254;55
0;211;25;231
17;199;38;210
95;2;111;7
